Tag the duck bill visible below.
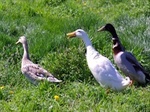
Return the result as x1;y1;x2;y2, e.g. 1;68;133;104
16;41;20;44
67;32;76;38
97;26;105;32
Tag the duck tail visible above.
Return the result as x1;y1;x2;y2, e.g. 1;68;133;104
47;76;62;82
146;74;150;83
144;72;150;84
122;77;132;86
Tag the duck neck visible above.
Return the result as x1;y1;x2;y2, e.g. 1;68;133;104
112;39;123;55
82;34;93;49
109;28;125;51
22;42;30;60
109;29;118;38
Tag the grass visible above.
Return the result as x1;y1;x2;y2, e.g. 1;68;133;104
0;0;150;111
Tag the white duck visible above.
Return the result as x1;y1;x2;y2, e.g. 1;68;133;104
16;36;62;84
67;29;132;91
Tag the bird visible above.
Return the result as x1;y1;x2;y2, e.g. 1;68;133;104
67;29;132;91
16;36;62;84
97;23;150;85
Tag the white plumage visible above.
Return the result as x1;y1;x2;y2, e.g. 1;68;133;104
67;29;131;91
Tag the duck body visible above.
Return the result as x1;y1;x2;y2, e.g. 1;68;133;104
86;46;130;91
98;23;150;84
21;60;60;84
114;51;146;84
67;29;131;91
16;36;62;84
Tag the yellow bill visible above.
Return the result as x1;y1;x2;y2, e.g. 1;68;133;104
66;32;76;38
16;40;20;44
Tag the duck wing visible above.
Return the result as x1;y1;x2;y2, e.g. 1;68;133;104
125;52;150;80
21;63;62;82
94;55;124;83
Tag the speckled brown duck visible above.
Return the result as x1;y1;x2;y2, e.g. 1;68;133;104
16;36;62;84
98;23;150;85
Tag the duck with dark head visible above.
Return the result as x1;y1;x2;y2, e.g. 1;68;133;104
98;23;150;85
98;23;125;54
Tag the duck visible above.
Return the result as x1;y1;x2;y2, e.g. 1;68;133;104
16;36;62;84
67;29;132;91
97;23;150;85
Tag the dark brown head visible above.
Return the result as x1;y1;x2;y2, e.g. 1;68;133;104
98;23;125;52
97;23;118;38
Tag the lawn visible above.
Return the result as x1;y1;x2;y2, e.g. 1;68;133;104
0;0;150;111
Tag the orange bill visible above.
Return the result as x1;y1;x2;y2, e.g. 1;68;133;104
66;32;76;38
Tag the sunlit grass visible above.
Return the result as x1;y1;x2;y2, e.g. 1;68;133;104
0;0;150;111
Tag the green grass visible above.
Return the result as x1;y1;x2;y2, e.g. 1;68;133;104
0;0;150;111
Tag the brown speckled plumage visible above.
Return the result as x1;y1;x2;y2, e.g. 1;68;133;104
16;36;62;84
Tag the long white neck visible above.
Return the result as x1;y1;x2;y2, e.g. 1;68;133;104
81;34;98;58
81;34;92;48
22;42;30;60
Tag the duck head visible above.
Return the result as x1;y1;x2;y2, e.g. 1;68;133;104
67;29;88;39
97;23;118;39
67;29;92;53
97;23;114;32
97;23;120;46
98;23;125;52
16;36;27;44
